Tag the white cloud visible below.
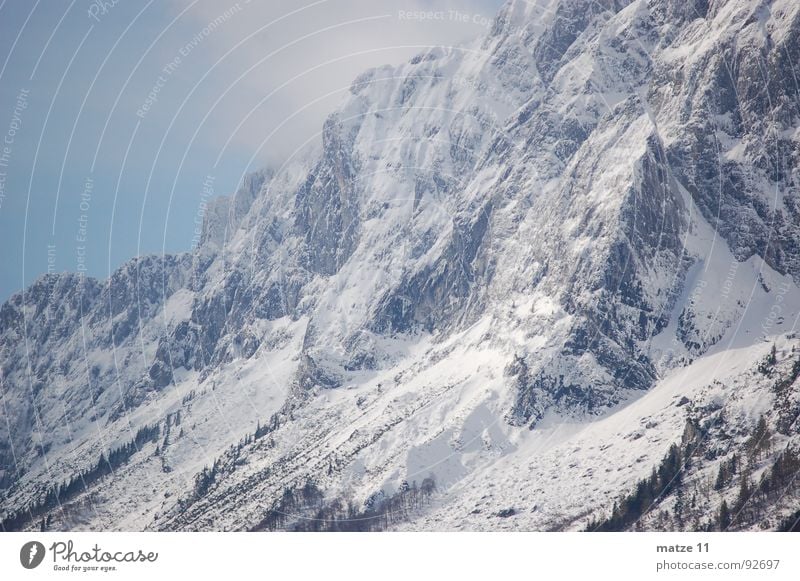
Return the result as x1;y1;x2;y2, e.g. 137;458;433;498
165;0;504;168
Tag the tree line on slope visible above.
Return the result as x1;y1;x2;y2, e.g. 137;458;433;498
586;415;800;532
585;419;700;532
586;349;800;532
0;422;160;532
251;477;437;532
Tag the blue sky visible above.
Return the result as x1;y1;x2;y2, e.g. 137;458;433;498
0;0;503;300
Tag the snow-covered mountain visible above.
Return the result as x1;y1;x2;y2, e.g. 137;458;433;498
2;0;800;532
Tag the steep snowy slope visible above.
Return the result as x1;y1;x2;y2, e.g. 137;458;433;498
397;337;800;531
2;0;800;532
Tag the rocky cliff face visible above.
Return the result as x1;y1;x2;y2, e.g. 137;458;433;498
2;0;800;531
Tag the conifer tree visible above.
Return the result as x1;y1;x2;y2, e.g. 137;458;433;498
718;500;731;531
